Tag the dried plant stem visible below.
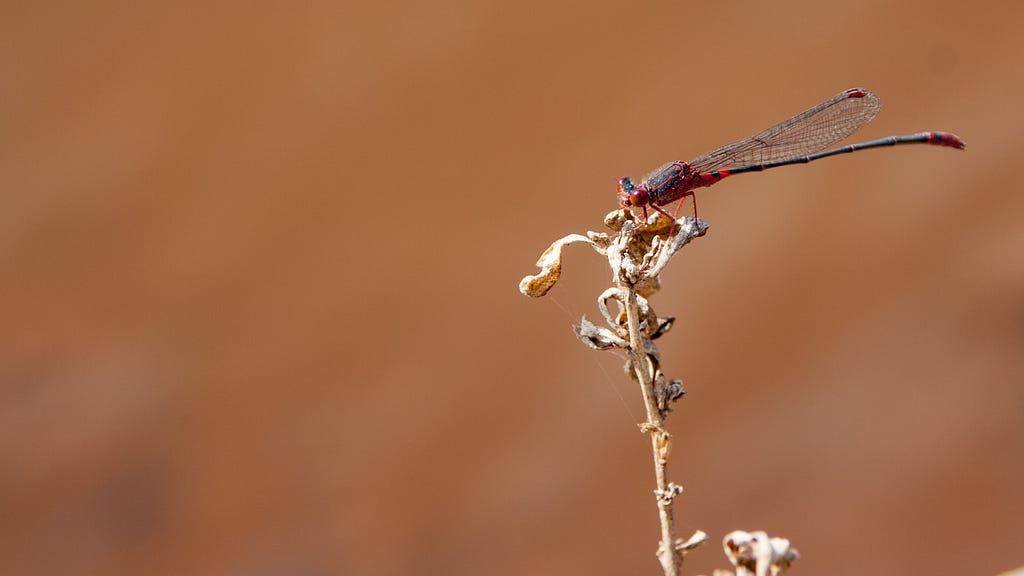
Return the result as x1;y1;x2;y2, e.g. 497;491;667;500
520;212;709;574
623;282;681;576
522;211;799;576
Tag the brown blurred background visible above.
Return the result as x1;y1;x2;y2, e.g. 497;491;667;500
1;1;1021;575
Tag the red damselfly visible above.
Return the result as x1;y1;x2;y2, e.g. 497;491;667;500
618;88;965;222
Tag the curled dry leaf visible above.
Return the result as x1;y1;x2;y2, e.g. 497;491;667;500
645;217;709;279
597;287;627;330
519;233;604;298
677;529;708;552
650;315;675;340
655;375;686;413
575;316;627;350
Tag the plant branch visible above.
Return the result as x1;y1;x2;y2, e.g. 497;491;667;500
523;209;802;576
622;281;682;575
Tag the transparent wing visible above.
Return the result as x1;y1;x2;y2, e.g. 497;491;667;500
686;88;881;173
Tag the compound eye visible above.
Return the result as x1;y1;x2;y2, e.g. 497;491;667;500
630;189;649;207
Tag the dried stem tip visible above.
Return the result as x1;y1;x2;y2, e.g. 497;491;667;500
519;209;708;298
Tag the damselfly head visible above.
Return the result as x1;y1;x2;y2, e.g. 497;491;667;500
617;177;649;208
